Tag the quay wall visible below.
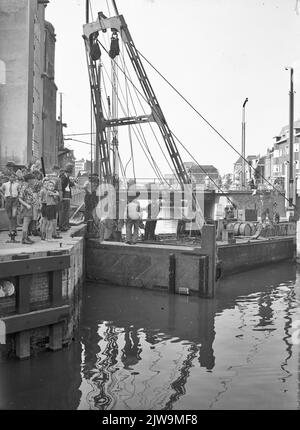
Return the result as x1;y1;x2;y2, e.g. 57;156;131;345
0;235;84;360
86;240;213;295
218;237;295;277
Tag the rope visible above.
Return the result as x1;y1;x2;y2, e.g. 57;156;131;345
119;46;178;183
106;62;169;187
106;0;111;17
122;42;136;180
97;41;234;192
171;131;238;208
91;37;294;214
102;62;166;182
106;62;163;178
137;49;297;210
88;0;94;21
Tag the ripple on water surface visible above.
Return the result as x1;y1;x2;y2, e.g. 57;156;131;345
0;261;299;410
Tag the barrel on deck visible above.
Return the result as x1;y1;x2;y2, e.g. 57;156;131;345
233;223;240;236
227;221;254;236
239;222;252;236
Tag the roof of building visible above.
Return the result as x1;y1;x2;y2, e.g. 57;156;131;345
234;155;258;165
183;162;197;169
278;119;300;139
188;165;219;175
257;155;266;164
58;148;72;156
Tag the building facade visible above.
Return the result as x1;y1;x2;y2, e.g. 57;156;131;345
231;120;300;193
56;120;75;171
272;119;300;191
75;158;85;177
233;155;259;187
0;0;57;170
184;162;220;189
42;20;57;171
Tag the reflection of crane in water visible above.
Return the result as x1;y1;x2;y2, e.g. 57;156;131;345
280;282;296;387
81;322;120;410
163;343;200;410
121;326;142;369
96;323;120;409
208;288;277;408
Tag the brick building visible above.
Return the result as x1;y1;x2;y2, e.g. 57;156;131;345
184;162;220;189
233;155;259;187
56;120;75;171
0;0;57;170
272;119;300;190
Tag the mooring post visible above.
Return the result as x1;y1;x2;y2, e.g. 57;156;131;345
198;255;209;297
15;331;31;360
49;324;63;351
200;224;216;298
168;253;176;294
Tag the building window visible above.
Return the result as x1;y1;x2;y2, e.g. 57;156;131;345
0;59;6;85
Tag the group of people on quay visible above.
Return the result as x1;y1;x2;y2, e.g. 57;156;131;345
0;160;75;244
1;159;164;246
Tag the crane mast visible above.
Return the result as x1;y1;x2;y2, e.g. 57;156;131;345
83;8;190;187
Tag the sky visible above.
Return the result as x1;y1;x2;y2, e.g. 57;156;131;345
46;0;300;178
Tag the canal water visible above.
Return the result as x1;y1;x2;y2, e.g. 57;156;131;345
0;261;299;410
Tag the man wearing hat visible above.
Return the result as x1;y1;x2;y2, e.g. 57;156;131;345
18;173;36;244
58;163;75;231
0;173;20;240
83;173;99;223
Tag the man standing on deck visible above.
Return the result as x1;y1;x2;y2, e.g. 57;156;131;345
59;164;74;232
83;173;99;223
144;195;162;241
125;192;142;244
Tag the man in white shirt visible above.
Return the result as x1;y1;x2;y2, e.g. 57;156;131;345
125;192;141;244
0;174;20;237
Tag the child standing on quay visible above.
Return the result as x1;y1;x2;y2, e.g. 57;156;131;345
19;173;36;244
39;178;48;240
44;180;59;241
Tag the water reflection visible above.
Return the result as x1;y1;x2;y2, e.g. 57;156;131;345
0;343;82;410
0;261;299;410
78;281;217;410
77;261;298;410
